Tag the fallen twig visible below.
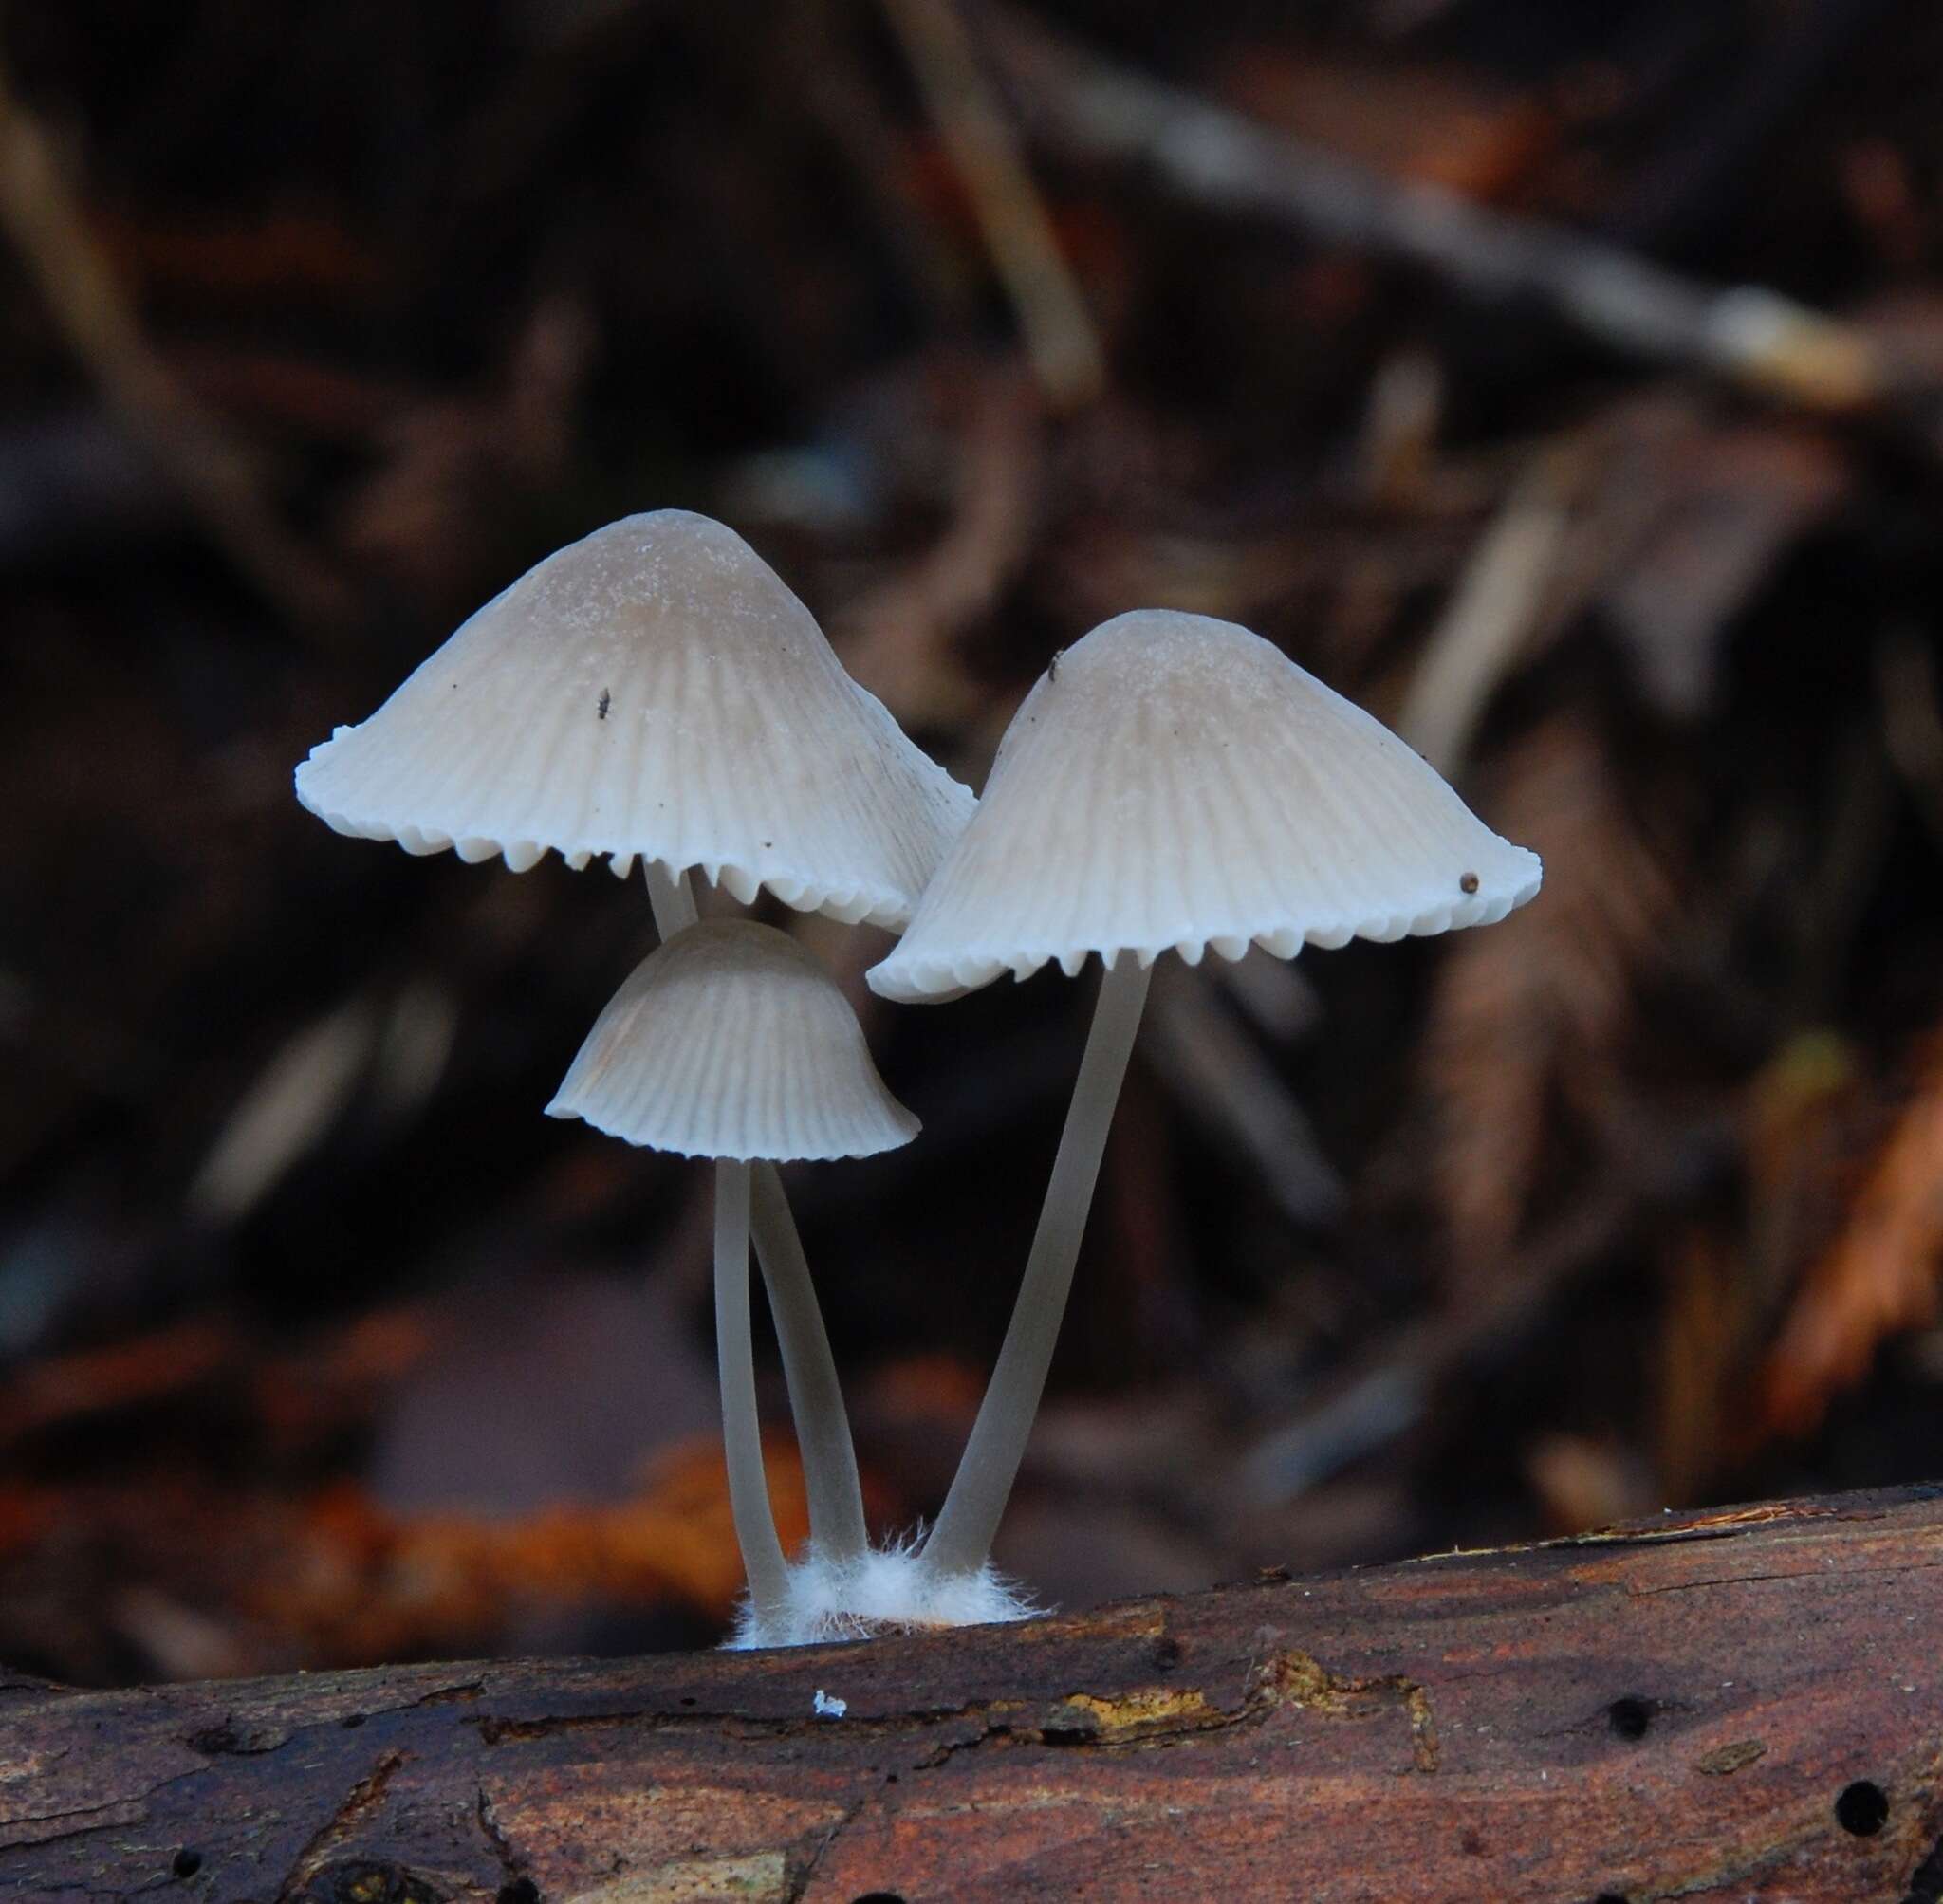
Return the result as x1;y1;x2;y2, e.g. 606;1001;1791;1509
883;0;1107;410
0;60;354;633
986;10;1889;415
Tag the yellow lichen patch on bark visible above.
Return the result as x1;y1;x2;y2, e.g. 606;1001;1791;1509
1059;1685;1223;1741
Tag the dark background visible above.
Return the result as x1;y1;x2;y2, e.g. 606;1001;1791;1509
4;0;1943;1684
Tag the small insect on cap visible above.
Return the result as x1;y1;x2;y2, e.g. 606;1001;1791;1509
548;918;920;1162
867;608;1542;1002
294;510;974;928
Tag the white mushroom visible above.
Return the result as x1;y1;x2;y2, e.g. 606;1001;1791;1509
295;510;974;1570
550;918;919;1164
869;608;1543;1582
549;919;918;1636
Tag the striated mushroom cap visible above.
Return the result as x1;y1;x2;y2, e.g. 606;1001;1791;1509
547;918;918;1162
295;510;974;929
868;608;1542;1002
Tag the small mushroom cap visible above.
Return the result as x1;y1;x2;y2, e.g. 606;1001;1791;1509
294;510;974;928
868;609;1542;1001
547;918;919;1162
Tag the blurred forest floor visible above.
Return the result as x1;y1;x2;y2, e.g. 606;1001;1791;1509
5;0;1943;1685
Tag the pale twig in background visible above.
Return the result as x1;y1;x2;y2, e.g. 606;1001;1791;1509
1354;348;1444;511
1397;439;1584;778
1144;961;1343;1230
0;60;353;632
986;10;1888;416
186;1002;375;1225
879;0;1106;412
1208;947;1318;1046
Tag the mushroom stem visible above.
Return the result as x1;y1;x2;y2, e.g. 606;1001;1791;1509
922;952;1153;1580
643;860;870;1564
642;857;699;934
714;1157;789;1627
749;1165;870;1559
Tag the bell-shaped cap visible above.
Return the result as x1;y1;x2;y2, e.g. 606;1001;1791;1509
548;918;919;1162
294;510;974;928
868;609;1542;1001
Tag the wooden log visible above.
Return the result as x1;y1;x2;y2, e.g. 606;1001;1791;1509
4;1483;1941;1901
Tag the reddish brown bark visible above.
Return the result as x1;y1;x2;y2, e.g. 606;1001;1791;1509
4;1483;1941;1902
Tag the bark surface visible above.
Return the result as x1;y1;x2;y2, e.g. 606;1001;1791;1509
4;1484;1942;1902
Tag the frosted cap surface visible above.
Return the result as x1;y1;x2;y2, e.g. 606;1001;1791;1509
295;510;974;928
868;609;1543;1000
547;918;919;1161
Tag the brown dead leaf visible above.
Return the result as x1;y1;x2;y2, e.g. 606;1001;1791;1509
0;1321;241;1446
245;1433;811;1665
1656;1229;1756;1502
1424;716;1676;1285
1761;1033;1943;1436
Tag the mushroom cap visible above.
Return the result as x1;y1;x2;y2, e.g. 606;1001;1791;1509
867;609;1543;1001
294;510;974;928
547;918;919;1162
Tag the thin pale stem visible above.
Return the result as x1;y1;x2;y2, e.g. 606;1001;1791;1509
642;860;870;1564
750;1167;869;1558
715;1158;788;1625
922;952;1153;1580
642;858;700;935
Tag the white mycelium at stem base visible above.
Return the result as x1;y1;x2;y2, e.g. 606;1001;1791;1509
870;608;1545;1584
729;1531;1035;1651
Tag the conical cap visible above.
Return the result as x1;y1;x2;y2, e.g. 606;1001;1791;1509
868;609;1542;1001
295;511;974;928
548;918;919;1161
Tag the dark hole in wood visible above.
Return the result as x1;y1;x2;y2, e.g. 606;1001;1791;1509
1903;1829;1943;1902
172;1848;202;1879
496;1881;540;1904
341;1712;365;1728
1837;1780;1889;1836
1039;1724;1094;1747
1153;1636;1182;1670
851;1895;907;1904
1607;1696;1652;1741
